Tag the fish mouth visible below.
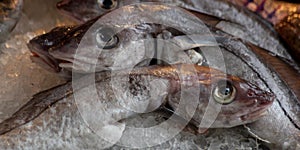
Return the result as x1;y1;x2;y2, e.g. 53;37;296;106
27;41;72;73
240;105;270;122
27;39;102;73
238;87;275;121
243;90;275;121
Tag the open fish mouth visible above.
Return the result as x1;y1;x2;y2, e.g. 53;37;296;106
27;41;72;73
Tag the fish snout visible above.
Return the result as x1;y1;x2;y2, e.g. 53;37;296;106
238;89;275;122
247;88;275;107
27;40;61;73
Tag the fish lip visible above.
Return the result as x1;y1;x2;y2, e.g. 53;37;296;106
244;90;275;121
240;103;271;122
27;39;88;73
27;41;62;72
231;90;275;123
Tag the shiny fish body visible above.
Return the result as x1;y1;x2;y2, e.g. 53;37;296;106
0;0;23;43
0;64;274;149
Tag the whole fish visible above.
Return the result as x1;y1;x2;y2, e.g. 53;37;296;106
0;0;23;43
0;64;275;149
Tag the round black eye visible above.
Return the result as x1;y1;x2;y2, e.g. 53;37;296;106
98;0;117;9
213;80;236;105
95;27;119;49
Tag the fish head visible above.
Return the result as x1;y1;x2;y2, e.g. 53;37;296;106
173;65;275;128
194;66;275;128
211;75;275;128
28;26;76;74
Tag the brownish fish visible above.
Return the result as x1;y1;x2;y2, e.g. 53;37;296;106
0;64;274;149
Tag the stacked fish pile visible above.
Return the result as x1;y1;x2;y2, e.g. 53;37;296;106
0;0;299;149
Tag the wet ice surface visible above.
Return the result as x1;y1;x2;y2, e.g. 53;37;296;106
0;34;64;122
0;0;76;121
0;0;287;149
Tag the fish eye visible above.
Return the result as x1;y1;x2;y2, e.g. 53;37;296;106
95;27;119;49
213;80;236;105
98;0;118;10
